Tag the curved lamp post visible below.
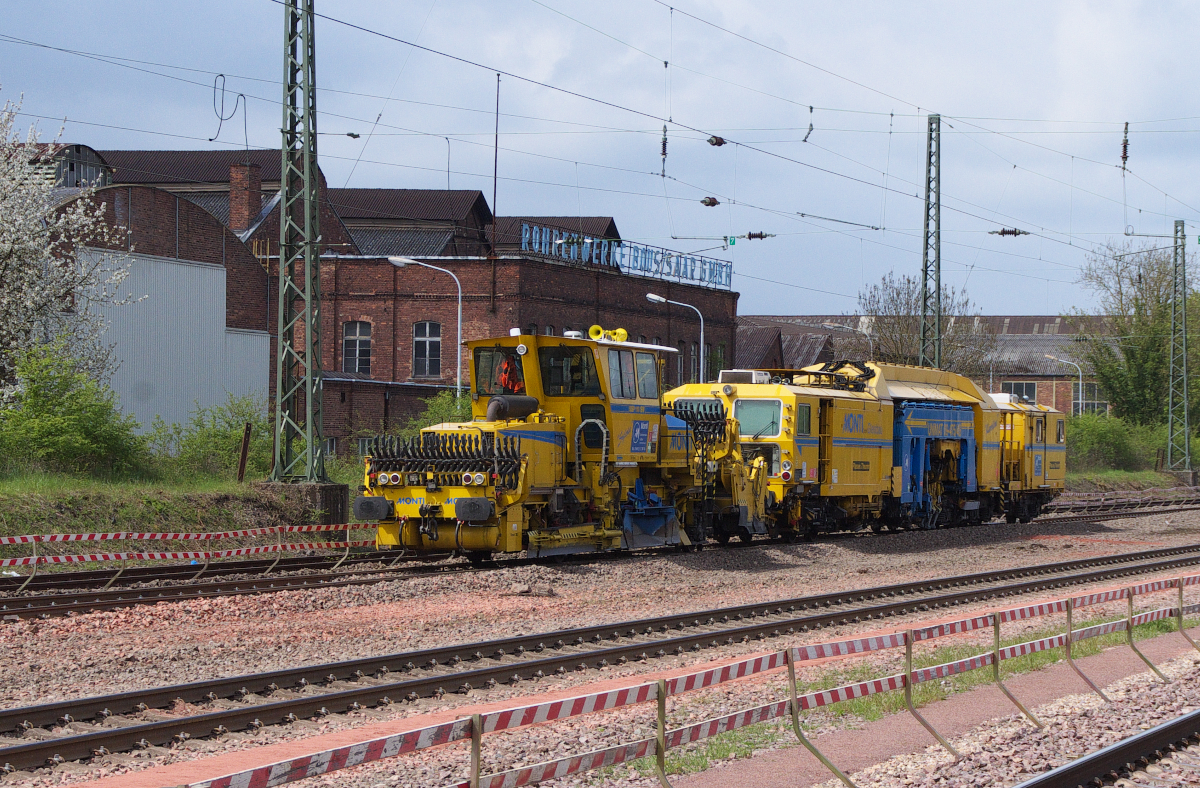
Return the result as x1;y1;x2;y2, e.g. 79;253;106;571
390;256;462;397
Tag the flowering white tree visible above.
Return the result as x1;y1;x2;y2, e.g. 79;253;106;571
0;95;131;394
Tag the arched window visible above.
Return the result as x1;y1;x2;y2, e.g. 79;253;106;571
342;321;371;375
543;325;555;336
413;321;442;377
676;340;686;384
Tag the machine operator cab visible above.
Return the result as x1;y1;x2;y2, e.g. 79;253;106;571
469;327;671;471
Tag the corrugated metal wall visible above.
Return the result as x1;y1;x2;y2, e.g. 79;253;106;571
94;251;268;430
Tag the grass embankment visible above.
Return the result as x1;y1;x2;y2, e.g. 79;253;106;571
1065;470;1181;492
0;475;324;569
610;616;1186;780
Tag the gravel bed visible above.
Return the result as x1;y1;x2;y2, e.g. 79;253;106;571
2;510;1200;786
812;652;1200;788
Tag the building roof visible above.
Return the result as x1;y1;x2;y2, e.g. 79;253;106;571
328;188;492;224
782;332;835;368
735;320;834;369
489;216;621;246
734;325;782;368
98;149;282;186
346;227;455;258
743;314;1108;336
991;333;1101;376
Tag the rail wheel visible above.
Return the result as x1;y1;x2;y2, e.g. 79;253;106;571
715;531;731;545
738;531;753;544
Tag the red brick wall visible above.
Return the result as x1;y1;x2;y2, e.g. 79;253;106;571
318;256;738;387
994;375;1081;414
89;185;268;332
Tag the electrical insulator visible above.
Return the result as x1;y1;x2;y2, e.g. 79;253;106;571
700;197;720;207
1121;121;1129;170
707;136;727;147
661;126;668;159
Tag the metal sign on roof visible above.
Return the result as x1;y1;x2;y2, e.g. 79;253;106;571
520;222;732;290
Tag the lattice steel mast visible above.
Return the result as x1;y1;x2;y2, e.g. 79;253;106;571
272;0;327;482
1167;219;1191;471
919;113;942;369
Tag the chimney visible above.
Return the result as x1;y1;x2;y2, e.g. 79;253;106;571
229;162;261;234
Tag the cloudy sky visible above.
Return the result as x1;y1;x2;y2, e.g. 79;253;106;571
4;1;1197;316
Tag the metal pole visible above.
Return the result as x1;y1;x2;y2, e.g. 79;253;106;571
991;613;1042;727
655;679;673;788
416;261;462;397
920;113;941;369
903;630;960;758
1168;219;1191;470
1126;587;1169;682
1179;583;1200;653
785;649;856;786
1064;599;1111;702
667;299;704;383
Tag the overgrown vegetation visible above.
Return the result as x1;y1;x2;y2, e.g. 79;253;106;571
1066;413;1200;472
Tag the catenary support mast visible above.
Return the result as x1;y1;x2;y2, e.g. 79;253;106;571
272;0;328;482
920;113;942;369
1168;218;1191;471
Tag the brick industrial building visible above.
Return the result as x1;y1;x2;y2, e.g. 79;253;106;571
48;146;738;454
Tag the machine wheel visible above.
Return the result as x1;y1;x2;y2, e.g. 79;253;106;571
738;531;754;544
870;521;884;534
1018;514;1032;524
779;529;796;544
715;531;731;545
466;551;493;566
1005;511;1017;524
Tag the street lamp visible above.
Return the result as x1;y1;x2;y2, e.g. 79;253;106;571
822;322;874;358
390;256;462;397
1045;354;1083;416
647;293;705;382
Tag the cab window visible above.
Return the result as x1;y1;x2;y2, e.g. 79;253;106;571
1056;419;1065;444
1035;418;1044;444
607;349;637;399
540;346;601;397
796;403;812;435
735;400;781;438
636;352;657;398
474;347;525;395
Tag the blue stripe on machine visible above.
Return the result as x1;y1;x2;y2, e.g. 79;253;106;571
832;438;892;447
610;404;661;414
982;442;1001;449
795;437;820;447
499;430;566;447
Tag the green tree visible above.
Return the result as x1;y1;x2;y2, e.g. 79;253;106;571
1074;240;1176;425
0;341;146;475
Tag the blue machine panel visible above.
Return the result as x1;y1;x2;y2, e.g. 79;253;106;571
893;402;977;512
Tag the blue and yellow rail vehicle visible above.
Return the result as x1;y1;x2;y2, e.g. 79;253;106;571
354;327;696;559
665;361;1064;538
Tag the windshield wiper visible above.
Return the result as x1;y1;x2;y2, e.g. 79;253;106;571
751;420;778;440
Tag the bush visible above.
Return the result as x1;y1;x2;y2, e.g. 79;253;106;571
1066;414;1166;472
395;390;472;439
148;394;272;480
0;342;147;476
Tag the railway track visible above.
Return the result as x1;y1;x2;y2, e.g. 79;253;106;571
1013;709;1200;787
1;497;1195;622
4;544;1200;773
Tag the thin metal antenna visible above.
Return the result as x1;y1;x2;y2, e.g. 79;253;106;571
490;73;499;313
919;113;941;369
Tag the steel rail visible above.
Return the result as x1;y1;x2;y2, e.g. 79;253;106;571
1012;708;1200;788
5;546;1200;772
0;551;417;594
0;558;496;620
6;500;1198;622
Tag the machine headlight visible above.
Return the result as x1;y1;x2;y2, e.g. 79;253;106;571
782;460;792;472
473;472;486;486
462;472;475;486
781;470;792;482
407;473;422;486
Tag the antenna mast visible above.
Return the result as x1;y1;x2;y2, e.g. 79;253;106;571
272;0;327;482
919;113;942;369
